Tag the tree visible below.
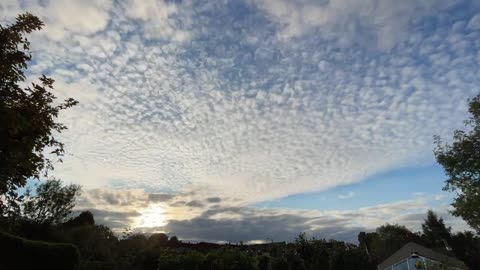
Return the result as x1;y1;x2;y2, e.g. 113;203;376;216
257;255;272;270
359;224;421;264
157;250;205;270
204;248;257;270
0;13;77;215
168;235;180;248
450;231;480;269
64;211;95;227
421;210;451;248
147;233;169;248
66;224;118;270
22;179;81;224
118;232;148;268
434;95;480;232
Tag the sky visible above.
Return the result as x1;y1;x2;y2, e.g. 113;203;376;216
1;0;480;243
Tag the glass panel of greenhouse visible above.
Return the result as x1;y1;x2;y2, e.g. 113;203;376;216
385;256;448;270
392;260;409;270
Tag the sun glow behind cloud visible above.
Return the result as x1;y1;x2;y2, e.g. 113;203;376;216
135;204;167;229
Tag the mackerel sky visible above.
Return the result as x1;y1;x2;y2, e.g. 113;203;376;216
2;0;480;242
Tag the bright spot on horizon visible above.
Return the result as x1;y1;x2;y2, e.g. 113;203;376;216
135;204;167;229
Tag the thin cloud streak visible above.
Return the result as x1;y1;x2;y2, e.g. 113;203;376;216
337;192;355;199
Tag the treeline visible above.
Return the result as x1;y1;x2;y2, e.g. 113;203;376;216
2;211;480;270
1;202;372;270
1;180;479;270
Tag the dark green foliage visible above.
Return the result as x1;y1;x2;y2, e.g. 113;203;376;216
421;210;452;248
147;233;169;248
450;231;480;269
133;249;163;270
0;231;79;270
65;210;95;227
358;224;421;265
292;234;371;270
1;179;81;238
157;250;206;270
0;12;77;216
115;232;152;270
205;248;257;270
168;235;180;248
157;248;259;270
67;225;119;270
271;249;307;270
22;179;81;224
256;255;272;270
17;218;65;241
434;95;480;232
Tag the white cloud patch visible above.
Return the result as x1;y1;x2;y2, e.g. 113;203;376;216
1;0;113;40
124;0;191;41
1;0;189;42
337;192;355;199
252;0;470;49
467;13;480;31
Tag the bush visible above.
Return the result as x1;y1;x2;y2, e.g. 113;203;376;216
205;248;257;270
157;250;205;270
0;232;79;270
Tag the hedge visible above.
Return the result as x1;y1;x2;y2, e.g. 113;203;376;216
0;231;79;270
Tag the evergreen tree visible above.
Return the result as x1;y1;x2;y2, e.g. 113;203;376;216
421;210;452;248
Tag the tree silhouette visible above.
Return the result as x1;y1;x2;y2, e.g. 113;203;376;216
434;95;480;232
421;210;451;248
358;224;420;264
64;211;95;227
0;13;77;216
450;231;480;269
22;179;81;225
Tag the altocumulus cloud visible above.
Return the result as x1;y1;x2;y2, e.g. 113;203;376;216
1;0;480;240
253;0;470;49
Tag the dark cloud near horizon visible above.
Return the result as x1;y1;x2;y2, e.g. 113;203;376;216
74;204;367;243
163;206;367;243
85;189;149;207
148;193;175;202
206;197;222;203
186;200;204;208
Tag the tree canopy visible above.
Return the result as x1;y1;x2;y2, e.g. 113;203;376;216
421;210;452;248
434;95;480;232
0;13;77;215
22;179;81;225
358;224;421;264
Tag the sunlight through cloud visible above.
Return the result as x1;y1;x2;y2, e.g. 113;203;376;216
135;204;167;229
